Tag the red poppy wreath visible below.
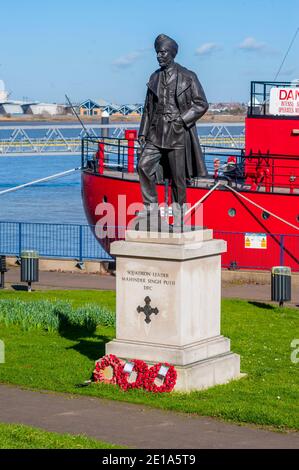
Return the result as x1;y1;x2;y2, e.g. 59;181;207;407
93;354;123;385
117;359;148;391
143;363;177;393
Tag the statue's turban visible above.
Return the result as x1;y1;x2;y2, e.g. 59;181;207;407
154;34;178;57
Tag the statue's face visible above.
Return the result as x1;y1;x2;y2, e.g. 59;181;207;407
156;47;174;68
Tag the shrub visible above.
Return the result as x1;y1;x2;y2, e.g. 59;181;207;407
0;299;115;332
76;303;115;328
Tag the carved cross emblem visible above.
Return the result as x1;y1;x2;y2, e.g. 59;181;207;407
137;296;159;324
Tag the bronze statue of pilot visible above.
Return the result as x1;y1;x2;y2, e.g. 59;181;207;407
138;34;209;225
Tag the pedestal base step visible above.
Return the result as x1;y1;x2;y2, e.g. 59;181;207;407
174;352;241;392
106;335;231;366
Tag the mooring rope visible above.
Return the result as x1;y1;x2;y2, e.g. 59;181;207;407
184;180;299;232
184;181;222;221
224;183;299;232
0;167;81;196
3;168;298;233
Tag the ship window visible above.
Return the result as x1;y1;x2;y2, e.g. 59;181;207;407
102;196;108;203
228;208;236;217
262;211;270;220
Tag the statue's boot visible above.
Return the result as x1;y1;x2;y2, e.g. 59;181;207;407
129;204;171;233
172;204;203;233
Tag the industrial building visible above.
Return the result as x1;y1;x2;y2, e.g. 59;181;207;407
0;102;68;116
22;103;66;115
79;98;144;117
0;103;24;115
0;77;143;117
0;80;70;116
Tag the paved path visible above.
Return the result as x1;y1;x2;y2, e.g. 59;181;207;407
4;266;299;306
5;266;116;291
0;384;298;449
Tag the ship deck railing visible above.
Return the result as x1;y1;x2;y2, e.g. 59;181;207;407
81;136;299;194
248;80;299;117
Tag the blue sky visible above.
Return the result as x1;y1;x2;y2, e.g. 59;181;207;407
0;0;298;104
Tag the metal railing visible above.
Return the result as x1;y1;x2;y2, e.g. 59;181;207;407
0;123;245;156
0;221;299;271
82;136;299;193
82;136;245;176
0;221;114;261
0;124;125;156
248;80;299;117
216;230;299;271
82;136;131;172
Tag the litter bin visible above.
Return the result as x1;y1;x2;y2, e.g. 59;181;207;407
271;266;291;307
21;250;39;291
0;255;7;289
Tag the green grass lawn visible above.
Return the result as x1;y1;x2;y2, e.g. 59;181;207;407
0;289;116;310
0;423;125;449
0;289;298;431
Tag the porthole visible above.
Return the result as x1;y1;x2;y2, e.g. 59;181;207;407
262;211;270;220
228;208;236;217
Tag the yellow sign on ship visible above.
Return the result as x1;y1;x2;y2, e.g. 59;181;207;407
244;233;267;249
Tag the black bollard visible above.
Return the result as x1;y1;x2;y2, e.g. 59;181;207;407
271;266;291;307
20;250;39;292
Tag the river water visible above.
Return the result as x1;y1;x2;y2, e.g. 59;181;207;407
0;154;84;224
0;123;244;225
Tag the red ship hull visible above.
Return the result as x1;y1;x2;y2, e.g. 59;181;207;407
82;170;299;271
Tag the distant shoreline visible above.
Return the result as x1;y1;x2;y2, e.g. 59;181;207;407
0;113;246;124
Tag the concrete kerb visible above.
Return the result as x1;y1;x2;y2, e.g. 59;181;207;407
222;269;299;286
6;256;110;274
6;256;299;286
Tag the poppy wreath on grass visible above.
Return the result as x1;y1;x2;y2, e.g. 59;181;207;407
117;359;148;391
93;354;124;385
143;363;177;393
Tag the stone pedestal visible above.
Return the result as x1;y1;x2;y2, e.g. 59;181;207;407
106;229;241;392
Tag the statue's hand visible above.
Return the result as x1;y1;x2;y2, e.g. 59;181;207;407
138;135;146;147
174;116;184;125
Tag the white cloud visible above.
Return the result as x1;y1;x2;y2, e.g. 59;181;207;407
195;43;220;56
112;50;146;69
238;37;266;52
